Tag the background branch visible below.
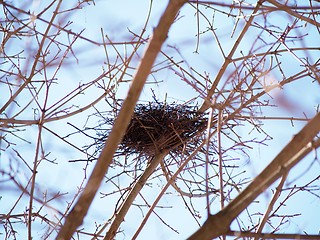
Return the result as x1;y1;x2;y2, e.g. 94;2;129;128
188;112;320;239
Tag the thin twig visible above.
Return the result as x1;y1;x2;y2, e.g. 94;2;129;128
255;171;288;238
205;106;214;216
132;129;217;240
198;0;265;112
103;151;168;240
217;109;225;210
188;112;320;240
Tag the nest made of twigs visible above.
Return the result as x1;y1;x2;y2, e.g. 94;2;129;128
106;102;208;156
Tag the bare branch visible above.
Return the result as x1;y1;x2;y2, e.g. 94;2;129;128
188;112;320;239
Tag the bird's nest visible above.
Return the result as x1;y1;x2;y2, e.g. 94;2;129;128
95;101;208;158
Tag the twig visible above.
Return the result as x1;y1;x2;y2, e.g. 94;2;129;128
131;129;216;240
255;171;288;239
266;0;320;27
103;151;168;240
217;109;225;210
231;230;320;239
187;112;320;240
198;0;265;112
205;106;214;216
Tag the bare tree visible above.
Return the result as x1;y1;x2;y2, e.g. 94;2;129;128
1;0;319;239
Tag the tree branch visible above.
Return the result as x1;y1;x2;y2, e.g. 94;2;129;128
188;111;320;240
103;151;168;240
198;0;264;113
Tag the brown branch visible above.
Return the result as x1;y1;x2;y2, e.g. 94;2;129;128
190;1;320;11
55;1;187;239
217;109;225;211
198;0;264;113
230;231;320;239
103;151;168;240
266;0;320;27
131;137;210;240
187;111;320;240
255;171;288;238
0;0;63;115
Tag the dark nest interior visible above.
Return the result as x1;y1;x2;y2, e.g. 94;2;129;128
95;101;208;158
